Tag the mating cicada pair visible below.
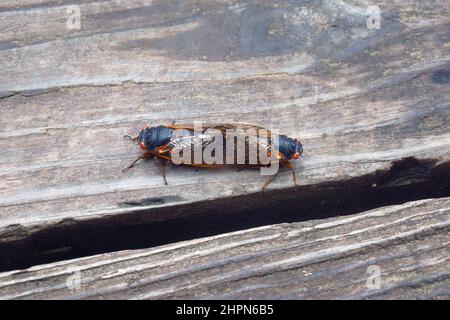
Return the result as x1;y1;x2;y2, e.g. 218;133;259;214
123;123;303;190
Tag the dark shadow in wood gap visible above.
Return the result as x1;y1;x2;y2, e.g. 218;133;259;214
0;156;449;272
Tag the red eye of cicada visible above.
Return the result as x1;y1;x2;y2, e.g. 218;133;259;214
139;141;146;150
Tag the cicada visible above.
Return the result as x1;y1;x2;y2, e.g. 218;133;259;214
123;123;303;190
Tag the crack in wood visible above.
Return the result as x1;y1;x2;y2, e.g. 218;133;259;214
0;156;448;273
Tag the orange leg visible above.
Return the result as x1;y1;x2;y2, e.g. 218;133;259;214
122;151;154;173
261;160;298;191
262;173;278;191
282;160;298;186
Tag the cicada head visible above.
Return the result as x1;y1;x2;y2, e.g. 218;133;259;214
276;135;304;160
292;138;303;159
137;125;149;150
137;125;173;151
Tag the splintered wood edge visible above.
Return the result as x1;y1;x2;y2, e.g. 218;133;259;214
0;197;448;299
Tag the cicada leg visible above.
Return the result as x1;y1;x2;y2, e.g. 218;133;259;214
122;152;155;173
261;173;278;191
281;159;299;186
154;156;168;185
261;160;298;191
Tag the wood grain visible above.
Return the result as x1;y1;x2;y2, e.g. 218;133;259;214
0;197;448;299
0;0;449;244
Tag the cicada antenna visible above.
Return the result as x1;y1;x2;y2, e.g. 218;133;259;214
124;134;138;142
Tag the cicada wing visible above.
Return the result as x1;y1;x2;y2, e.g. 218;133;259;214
157;131;222;164
198;124;283;165
165;123;267;134
163;123;284;165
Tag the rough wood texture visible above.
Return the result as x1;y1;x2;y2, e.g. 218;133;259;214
0;197;448;299
1;0;449;245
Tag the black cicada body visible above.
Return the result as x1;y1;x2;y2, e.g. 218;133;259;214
123;123;303;190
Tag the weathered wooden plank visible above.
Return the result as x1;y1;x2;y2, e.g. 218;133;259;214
1;0;450;91
0;197;448;299
0;1;449;247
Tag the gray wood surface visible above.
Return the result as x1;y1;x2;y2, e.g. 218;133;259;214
0;197;448;299
1;0;449;243
0;0;449;300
